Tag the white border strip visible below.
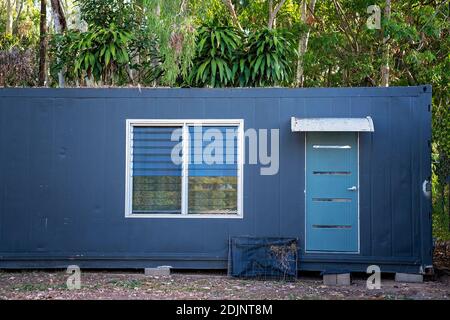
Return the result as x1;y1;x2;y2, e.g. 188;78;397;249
125;119;244;219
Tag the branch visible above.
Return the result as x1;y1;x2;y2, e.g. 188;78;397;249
272;0;287;19
221;0;244;32
176;0;187;17
268;0;287;29
306;3;325;31
12;0;24;34
331;0;359;52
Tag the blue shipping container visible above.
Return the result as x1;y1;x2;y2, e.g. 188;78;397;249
0;86;433;274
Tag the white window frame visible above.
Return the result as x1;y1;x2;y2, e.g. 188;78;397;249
125;119;244;219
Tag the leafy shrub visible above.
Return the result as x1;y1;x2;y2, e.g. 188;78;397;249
190;25;242;87
76;0;138;29
74;24;132;84
128;29;163;86
432;168;450;241
0;34;36;87
50;31;82;85
52;24;133;85
143;0;198;86
190;26;296;87
244;28;295;86
0;49;36;87
0;34;22;51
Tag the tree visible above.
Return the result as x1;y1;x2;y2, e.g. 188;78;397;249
144;0;197;86
6;0;13;35
220;0;290;31
50;0;67;32
296;0;316;87
268;0;287;29
380;0;390;87
221;0;244;32
38;0;47;86
50;0;67;87
12;0;25;35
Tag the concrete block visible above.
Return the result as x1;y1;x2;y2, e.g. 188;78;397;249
323;274;337;286
323;273;351;286
144;266;171;276
395;273;423;283
336;273;351;286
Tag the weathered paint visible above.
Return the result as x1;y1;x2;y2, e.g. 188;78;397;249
0;86;433;273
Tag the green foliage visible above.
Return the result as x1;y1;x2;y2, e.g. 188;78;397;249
75;24;132;83
76;0;139;29
143;0;197;86
238;0;300;30
244;28;295;86
432;168;450;241
191;25;295;87
50;31;82;84
190;0;231;26
128;29;164;86
191;25;242;87
52;24;133;85
0;0;40;45
0;33;21;51
301;0;382;87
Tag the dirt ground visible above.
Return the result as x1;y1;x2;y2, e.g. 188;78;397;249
0;269;449;300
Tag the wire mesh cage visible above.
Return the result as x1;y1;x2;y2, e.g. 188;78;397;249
228;236;298;281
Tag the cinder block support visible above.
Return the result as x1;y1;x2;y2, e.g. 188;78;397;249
323;273;351;286
144;266;171;276
395;273;423;283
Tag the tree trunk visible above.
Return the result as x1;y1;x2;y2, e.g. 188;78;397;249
50;0;67;31
38;0;48;87
50;0;67;87
13;0;25;35
381;0;391;87
296;0;316;87
268;0;273;29
268;0;287;30
6;0;13;35
221;0;244;32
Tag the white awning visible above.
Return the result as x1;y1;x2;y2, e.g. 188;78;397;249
291;116;374;132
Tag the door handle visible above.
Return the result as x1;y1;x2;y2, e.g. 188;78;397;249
347;186;357;191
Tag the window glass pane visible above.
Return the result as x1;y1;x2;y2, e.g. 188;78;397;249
132;126;182;213
188;126;238;214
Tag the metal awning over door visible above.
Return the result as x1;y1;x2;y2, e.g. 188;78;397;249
291;117;374;132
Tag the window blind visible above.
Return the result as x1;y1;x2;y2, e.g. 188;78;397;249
131;126;182;213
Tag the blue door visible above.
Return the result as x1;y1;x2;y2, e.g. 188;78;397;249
305;132;359;252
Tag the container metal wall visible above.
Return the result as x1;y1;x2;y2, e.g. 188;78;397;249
0;87;432;273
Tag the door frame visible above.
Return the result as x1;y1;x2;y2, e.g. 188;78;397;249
304;132;361;254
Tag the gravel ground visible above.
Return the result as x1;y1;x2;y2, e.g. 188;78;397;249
0;270;449;300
